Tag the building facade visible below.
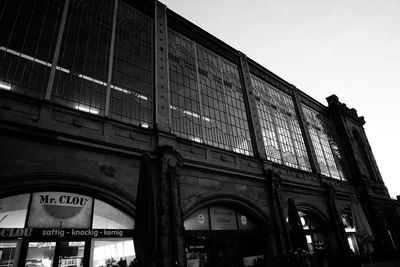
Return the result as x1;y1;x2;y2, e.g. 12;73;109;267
0;0;399;267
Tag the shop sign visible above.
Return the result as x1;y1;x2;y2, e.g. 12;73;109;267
28;192;93;228
0;228;133;238
210;206;237;230
0;228;33;238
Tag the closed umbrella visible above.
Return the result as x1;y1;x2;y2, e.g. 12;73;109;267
134;152;158;267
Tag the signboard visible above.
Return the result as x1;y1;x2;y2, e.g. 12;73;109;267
210;206;237;230
27;192;93;228
0;228;133;239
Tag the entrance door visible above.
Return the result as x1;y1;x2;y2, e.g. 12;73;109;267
212;236;242;267
24;241;86;267
185;234;265;267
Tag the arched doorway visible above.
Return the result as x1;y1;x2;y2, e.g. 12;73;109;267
183;205;266;267
0;192;136;267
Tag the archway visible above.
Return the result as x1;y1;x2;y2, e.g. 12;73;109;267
183;204;266;267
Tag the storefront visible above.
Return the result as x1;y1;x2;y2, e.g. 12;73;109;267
298;211;328;266
0;192;136;267
183;205;266;267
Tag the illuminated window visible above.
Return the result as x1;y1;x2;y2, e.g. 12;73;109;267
302;105;346;180
0;0;63;98
51;0;114;116
109;1;153;126
251;75;311;171
168;30;253;156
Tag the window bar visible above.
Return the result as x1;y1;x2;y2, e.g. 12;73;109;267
285;115;301;169
218;56;234;151
45;0;70;100
105;0;118;117
316;131;332;178
269;105;284;165
193;43;205;143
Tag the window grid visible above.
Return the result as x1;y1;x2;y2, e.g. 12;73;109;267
221;58;253;156
197;45;231;151
168;30;253;156
302;105;346;180
109;2;153;126
0;0;63;98
52;0;114;116
251;74;311;171
168;30;202;142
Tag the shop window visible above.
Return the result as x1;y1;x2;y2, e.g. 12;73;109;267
168;30;254;156
25;242;56;267
184;207;263;267
0;192;135;267
0;241;21;267
250;75;311;171
296;211;327;257
0;194;30;228
341;213;359;255
91;239;135;267
92;200;135;229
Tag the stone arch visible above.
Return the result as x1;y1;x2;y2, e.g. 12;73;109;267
0;172;136;216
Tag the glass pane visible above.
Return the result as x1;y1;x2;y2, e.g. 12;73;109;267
27;192;93;228
184;208;210;231
251;74;311;171
91;239;135;267
92;200;134;229
0;194;29;228
52;0;113;115
0;0;63;98
25;242;56;267
0;241;20;267
58;242;85;267
109;1;153;126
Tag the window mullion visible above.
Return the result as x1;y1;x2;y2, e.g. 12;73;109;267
45;0;70;100
285;114;301;169
193;43;205;143
105;0;118;117
218;56;233;151
316;130;332;177
270;108;284;165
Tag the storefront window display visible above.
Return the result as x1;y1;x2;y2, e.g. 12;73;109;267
184;206;265;267
0;192;135;267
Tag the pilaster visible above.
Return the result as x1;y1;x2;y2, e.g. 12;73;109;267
239;53;267;159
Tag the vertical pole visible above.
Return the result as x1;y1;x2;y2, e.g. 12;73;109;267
45;0;70;100
105;0;118;117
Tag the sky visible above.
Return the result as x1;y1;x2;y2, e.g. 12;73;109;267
160;0;400;198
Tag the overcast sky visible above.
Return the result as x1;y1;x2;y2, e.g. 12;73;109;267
160;0;400;198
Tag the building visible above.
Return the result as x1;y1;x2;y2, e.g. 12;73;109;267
0;0;399;266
